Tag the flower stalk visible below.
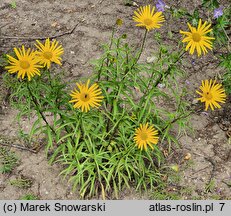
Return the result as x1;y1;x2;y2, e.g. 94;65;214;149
26;81;56;135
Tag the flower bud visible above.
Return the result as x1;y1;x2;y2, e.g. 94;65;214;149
116;18;123;26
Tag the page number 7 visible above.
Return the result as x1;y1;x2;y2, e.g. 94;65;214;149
219;203;225;211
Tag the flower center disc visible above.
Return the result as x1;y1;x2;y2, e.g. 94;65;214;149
192;33;201;42
20;60;30;69
205;92;213;100
144;18;153;26
80;93;90;102
43;51;53;60
140;132;148;141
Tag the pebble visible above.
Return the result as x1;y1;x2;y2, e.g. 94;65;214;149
146;56;157;63
192;99;198;104
184;153;192;160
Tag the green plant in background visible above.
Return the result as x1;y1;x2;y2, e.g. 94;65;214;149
20;194;39;200
0;54;8;66
2;2;229;199
168;0;230;102
220;53;231;94
10;176;33;189
0;147;18;173
205;1;231;96
10;1;17;9
150;186;181;200
123;0;133;7
205;179;216;193
212;9;230;49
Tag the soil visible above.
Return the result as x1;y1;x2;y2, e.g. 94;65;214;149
0;0;230;199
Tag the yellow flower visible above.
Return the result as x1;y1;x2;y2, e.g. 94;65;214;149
5;46;42;81
134;123;159;151
196;80;226;111
133;5;165;31
69;80;104;112
35;38;64;68
180;19;215;56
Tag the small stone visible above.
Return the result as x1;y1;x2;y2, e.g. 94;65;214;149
192;99;198;104
146;56;157;63
194;65;200;70
157;83;165;88
201;111;208;116
184;153;191;160
51;22;58;27
132;2;138;7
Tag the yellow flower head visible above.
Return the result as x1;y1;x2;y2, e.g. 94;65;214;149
35;38;64;68
196;80;226;111
69;80;104;112
5;46;43;81
133;5;165;31
180;19;215;56
134;123;159;151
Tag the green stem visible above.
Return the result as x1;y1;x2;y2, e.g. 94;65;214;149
161;110;193;132
26;81;56;135
145;45;163;92
115;38;121;78
105;30;148;133
100;26;117;119
220;24;231;52
46;72;76;145
134;29;148;65
140;50;186;106
56;101;76;145
121;29;148;81
153;50;186;88
97;27;116;81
